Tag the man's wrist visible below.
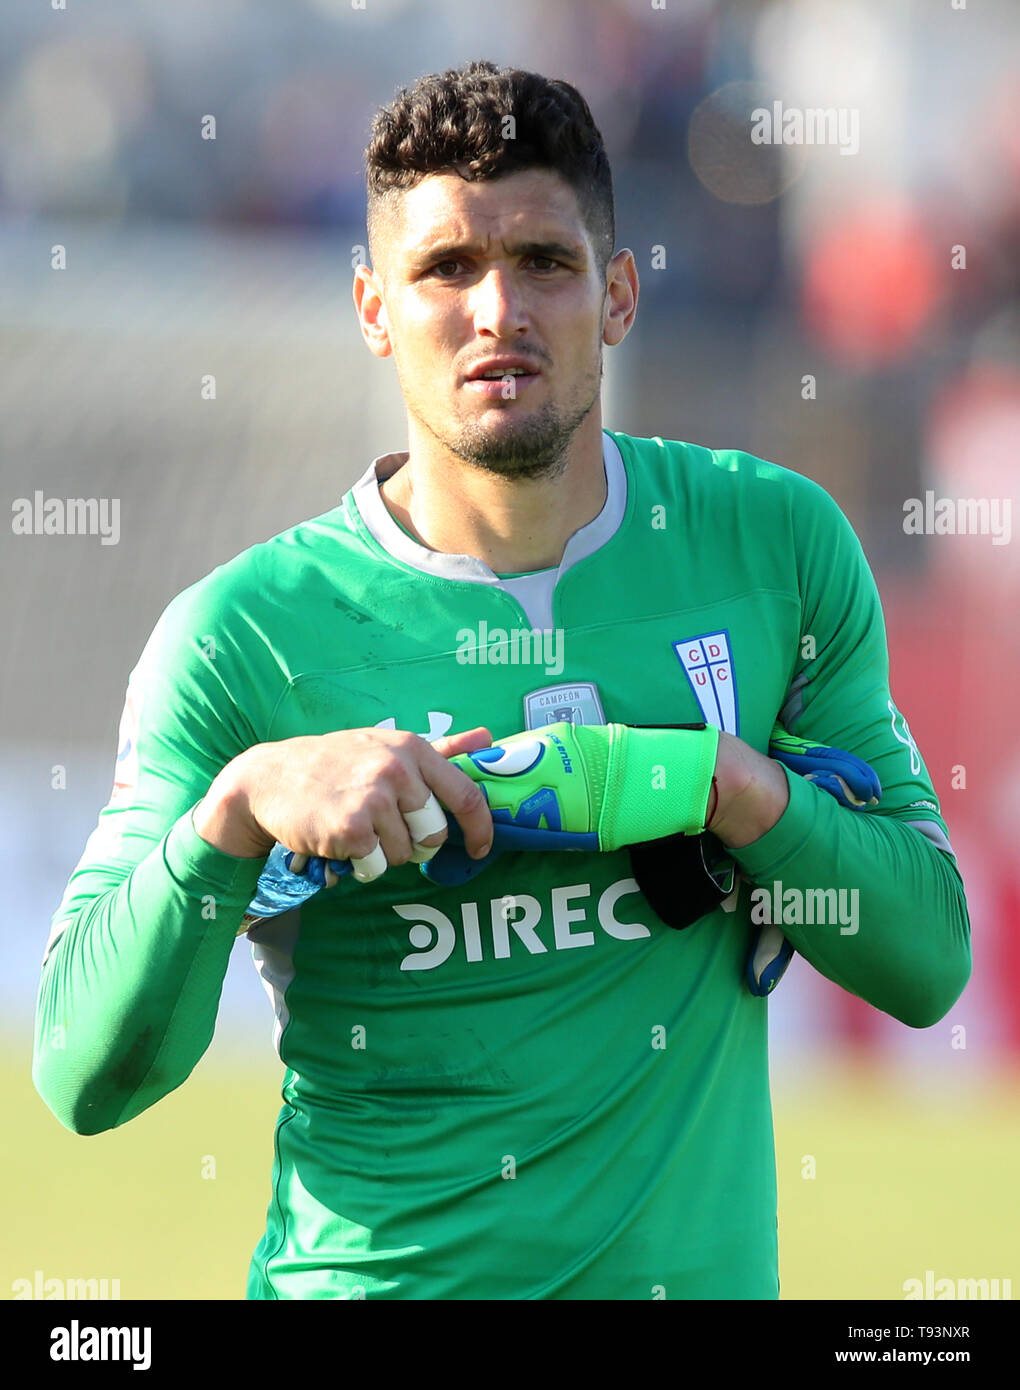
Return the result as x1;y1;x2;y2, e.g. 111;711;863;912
192;754;275;860
707;732;790;848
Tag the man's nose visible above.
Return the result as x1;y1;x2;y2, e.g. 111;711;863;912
469;268;529;336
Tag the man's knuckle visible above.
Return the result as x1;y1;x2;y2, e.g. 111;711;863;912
378;750;414;786
455;780;487;815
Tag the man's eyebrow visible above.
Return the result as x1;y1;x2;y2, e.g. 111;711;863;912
514;240;587;262
408;238;587;268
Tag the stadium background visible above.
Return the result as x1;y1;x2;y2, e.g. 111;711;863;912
1;0;1017;1299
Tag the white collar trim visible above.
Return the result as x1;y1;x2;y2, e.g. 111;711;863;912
351;431;627;585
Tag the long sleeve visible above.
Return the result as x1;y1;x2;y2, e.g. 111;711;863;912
33;810;264;1134
734;769;970;1026
732;473;971;1026
33;561;279;1134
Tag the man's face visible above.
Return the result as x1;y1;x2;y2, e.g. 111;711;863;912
359;168;621;480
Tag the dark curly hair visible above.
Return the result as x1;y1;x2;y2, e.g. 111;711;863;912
365;61;615;274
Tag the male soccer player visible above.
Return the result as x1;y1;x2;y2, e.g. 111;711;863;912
33;61;970;1300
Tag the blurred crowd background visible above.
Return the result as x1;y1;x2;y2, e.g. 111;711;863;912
2;0;1018;1079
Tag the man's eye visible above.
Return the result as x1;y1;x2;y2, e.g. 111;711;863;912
530;257;559;270
431;260;463;277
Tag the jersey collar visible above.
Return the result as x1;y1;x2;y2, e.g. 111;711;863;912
351;430;627;586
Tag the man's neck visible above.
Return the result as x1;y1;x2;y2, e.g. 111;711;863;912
378;410;608;575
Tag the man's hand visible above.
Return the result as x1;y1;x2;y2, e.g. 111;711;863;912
242;720;721;903
193;725;495;871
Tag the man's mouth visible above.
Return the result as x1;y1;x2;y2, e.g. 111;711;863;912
463;358;542;398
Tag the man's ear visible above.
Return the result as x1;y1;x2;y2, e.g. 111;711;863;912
602;248;639;348
353;265;392;358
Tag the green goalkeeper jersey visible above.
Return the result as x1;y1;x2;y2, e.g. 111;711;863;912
33;430;970;1300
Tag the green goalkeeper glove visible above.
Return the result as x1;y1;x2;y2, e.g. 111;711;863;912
241;721;720;921
445;720;719;853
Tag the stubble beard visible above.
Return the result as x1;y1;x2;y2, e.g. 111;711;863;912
412;356;603;483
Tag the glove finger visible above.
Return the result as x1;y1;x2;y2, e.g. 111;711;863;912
771;745;881;806
806;770;882;809
305;857;329;886
747;924;795;996
805;771;865;808
285;850;331;884
420;839;503;885
816;754;881;804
